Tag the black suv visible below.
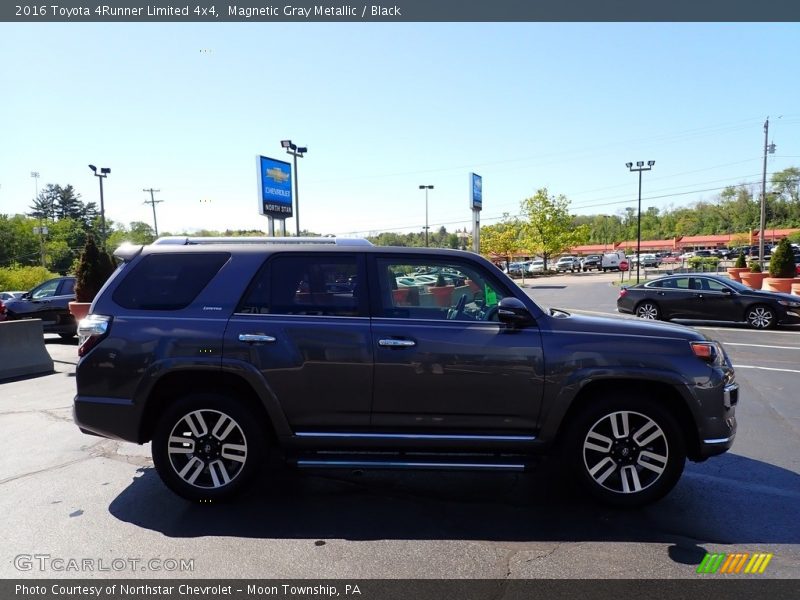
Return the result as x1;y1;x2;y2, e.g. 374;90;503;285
2;276;77;337
73;238;738;507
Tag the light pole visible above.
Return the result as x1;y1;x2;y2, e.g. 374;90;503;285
626;160;655;284
89;165;110;248
419;185;434;246
281;140;307;236
31;171;46;267
758;118;776;270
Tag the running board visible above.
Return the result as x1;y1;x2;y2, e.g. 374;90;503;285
294;457;526;472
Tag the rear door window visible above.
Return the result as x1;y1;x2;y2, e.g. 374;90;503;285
237;254;366;317
112;253;230;310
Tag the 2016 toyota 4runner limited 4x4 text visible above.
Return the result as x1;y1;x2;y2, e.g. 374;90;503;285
73;237;737;507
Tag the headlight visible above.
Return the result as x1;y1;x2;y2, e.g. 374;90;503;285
778;300;800;308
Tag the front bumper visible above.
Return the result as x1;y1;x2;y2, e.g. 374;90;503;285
697;382;738;459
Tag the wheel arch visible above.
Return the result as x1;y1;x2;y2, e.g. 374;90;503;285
139;369;285;444
549;378;702;461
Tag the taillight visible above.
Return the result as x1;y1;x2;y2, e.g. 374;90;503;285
690;341;724;366
618;288;628;298
0;300;5;315
77;314;112;357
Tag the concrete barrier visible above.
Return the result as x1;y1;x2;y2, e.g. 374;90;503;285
0;319;54;380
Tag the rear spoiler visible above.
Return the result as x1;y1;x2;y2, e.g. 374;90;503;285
112;243;143;263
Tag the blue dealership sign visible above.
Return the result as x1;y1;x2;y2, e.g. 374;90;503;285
470;172;482;210
257;155;293;218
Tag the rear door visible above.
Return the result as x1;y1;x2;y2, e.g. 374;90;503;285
224;253;373;430
645;277;695;319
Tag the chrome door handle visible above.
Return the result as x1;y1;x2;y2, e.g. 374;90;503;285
378;339;416;348
238;333;276;343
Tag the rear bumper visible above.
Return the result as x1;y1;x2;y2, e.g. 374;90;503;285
73;395;142;443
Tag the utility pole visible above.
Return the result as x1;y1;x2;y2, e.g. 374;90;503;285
31;171;46;267
758;118;776;271
143;188;163;237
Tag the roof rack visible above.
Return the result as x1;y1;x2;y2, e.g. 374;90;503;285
152;236;373;247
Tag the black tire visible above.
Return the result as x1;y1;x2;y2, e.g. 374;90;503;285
565;395;686;508
634;301;661;320
745;304;776;330
152;393;265;502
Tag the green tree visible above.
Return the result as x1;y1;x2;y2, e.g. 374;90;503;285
768;237;797;278
480;216;521;267
519;189;588;271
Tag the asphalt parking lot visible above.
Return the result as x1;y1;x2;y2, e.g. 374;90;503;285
1;273;798;580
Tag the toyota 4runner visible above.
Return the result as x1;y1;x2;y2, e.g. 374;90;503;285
73;237;738;507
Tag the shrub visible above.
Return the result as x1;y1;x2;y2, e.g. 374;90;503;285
734;254;747;268
768;237;797;278
74;236;116;302
748;261;761;273
688;256;720;270
0;266;59;292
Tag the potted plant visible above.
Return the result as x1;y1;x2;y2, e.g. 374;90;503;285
740;260;766;290
69;236;116;321
429;272;455;307
762;238;800;293
726;253;749;283
390;272;410;306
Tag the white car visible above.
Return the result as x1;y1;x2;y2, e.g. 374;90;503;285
554;256;580;272
527;259;545;274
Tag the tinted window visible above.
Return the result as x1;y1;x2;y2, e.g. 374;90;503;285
32;279;60;299
704;278;732;292
113;253;230;310
238;254;363;317
60;278;75;296
659;277;690;290
376;257;510;321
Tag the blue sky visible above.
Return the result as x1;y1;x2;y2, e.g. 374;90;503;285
1;23;799;237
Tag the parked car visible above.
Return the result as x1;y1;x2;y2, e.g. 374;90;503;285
74;236;738;508
580;255;602;271
631;254;660;268
601;251;627;271
554;256;580;273
506;261;530;277
617;273;800;329
527;259;545;274
2;276;77;337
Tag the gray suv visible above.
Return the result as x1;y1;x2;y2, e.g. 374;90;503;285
73;237;738;507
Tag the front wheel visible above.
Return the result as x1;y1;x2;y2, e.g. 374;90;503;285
746;305;776;329
566;396;685;507
152;393;265;502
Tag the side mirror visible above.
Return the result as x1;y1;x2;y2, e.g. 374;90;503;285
22;292;31;300
498;297;533;328
720;288;734;295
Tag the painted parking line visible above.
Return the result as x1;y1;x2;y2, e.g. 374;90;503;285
733;365;800;374
724;343;800;351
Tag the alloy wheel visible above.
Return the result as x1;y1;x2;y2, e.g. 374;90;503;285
635;303;659;320
747;306;774;329
582;410;669;495
167;409;248;489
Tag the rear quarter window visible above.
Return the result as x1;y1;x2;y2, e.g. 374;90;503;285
112;253;230;310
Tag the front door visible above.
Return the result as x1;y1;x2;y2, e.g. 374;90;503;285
368;255;544;434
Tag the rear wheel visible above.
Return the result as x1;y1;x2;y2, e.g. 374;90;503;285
745;305;776;329
566;396;685;507
635;301;661;320
152;393;265;502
